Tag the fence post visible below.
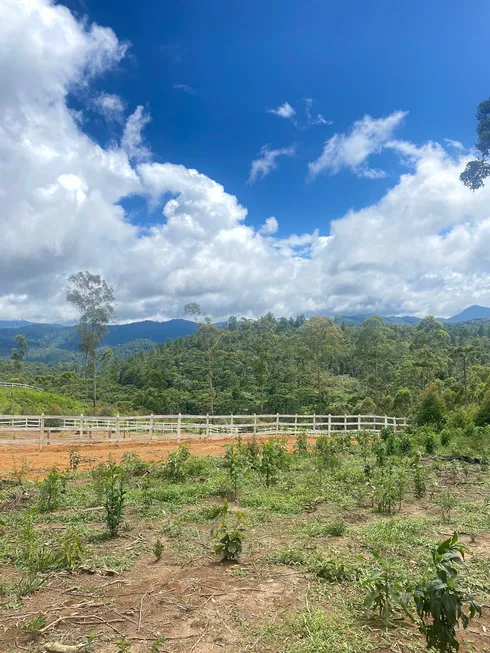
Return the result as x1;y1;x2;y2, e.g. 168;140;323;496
384;415;388;431
116;414;120;442
230;414;234;436
344;414;347;431
149;414;153;441
177;413;182;442
393;416;397;433
206;414;210;438
328;414;331;437
275;413;280;434
39;413;45;451
403;417;407;429
358;415;361;431
313;413;316;434
294;414;298;436
79;414;83;441
253;413;257;435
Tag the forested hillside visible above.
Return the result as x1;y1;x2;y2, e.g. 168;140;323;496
2;313;490;422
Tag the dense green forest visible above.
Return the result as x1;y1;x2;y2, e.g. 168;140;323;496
2;313;490;425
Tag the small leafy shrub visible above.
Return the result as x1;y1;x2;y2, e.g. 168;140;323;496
315;436;340;471
294;432;308;455
103;462;126;538
258;440;284;486
412;454;427;498
245;436;260;465
436;487;458;521
213;509;247;562
38;467;63;512
224;444;247;500
121;452;149;477
362;552;411;628
61;529;84;571
164;445;190;482
440;429;452;447
138;473;152;509
397;433;412;455
424;432;437;455
69;447;81;472
153;539;163;561
372;466;398;515
414;533;481;652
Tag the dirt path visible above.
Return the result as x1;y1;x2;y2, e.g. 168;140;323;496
0;435;304;477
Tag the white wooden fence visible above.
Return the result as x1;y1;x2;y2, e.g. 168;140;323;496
0;413;408;449
0;382;43;392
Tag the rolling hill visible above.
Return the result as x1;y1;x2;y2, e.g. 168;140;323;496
1;305;490;364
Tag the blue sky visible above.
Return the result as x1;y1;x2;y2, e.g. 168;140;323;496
2;0;490;323
67;0;490;235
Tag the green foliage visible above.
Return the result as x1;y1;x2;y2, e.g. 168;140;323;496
69;447;81;472
153;539;164;561
22;613;47;638
474;390;490;426
362;552;411;627
164;445;190;482
424;431;437;455
315;436;340;471
418;388;446;429
38;467;63;512
460;99;490;190
412;454;427;498
103;461;126;537
213;508;247;562
258;439;286;487
294;432;308;455
224;444;247;500
60;528;84;570
414;533;481;652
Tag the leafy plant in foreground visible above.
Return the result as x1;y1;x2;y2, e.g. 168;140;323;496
294;431;308;455
38;467;63;512
362;552;412;628
164;445;190;482
414;532;481;652
213;508;247;562
153;539;164;561
103;462;126;537
224;444;247;500
69;447;81;472
412;453;427;498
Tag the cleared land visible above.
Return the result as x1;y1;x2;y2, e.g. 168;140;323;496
0;434;489;653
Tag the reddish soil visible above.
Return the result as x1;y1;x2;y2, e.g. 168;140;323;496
0;435;307;477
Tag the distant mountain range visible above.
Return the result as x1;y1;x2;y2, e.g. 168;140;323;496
0;319;198;363
1;305;490;363
334;305;490;326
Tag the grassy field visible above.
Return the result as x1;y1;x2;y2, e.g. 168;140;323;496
0;430;489;653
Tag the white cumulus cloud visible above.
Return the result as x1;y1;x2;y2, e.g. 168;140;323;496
2;0;490;325
308;110;407;179
121;105;151;161
267;102;296;121
259;217;279;235
248;144;296;183
93;93;125;122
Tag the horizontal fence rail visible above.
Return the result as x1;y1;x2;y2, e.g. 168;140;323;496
0;382;44;392
0;413;408;449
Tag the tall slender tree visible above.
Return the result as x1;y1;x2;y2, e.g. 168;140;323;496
11;334;27;371
460;99;490;190
66;272;115;406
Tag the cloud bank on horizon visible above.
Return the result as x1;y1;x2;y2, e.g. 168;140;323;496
1;0;490;324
